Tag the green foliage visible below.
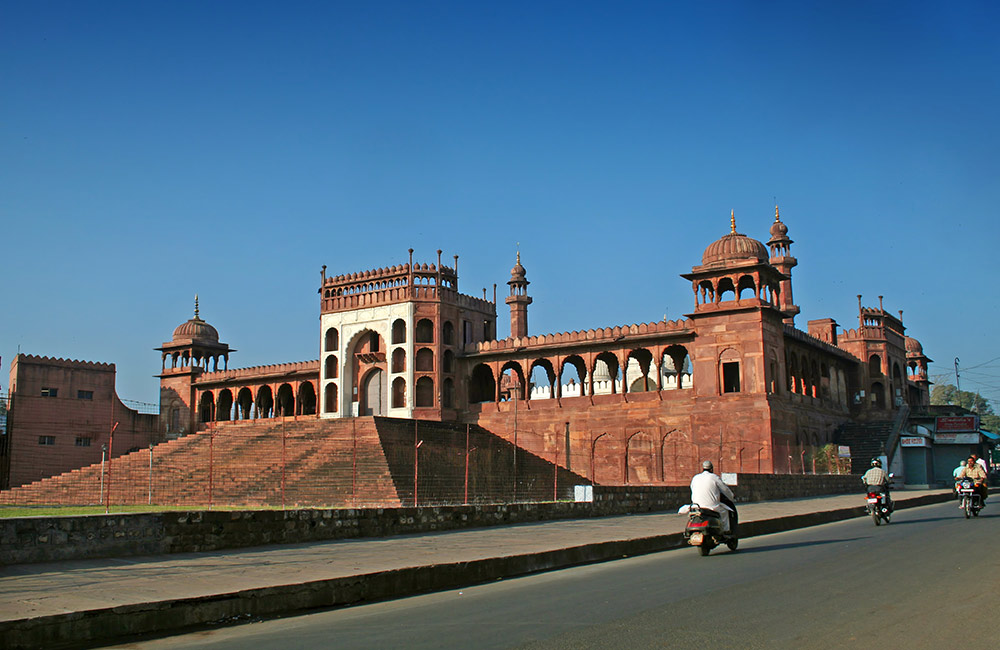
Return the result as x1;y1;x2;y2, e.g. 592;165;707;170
807;444;851;474
931;384;994;413
930;384;999;432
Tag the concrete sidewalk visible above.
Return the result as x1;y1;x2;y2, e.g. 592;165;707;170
0;489;952;649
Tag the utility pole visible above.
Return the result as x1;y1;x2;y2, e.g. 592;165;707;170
954;358;962;406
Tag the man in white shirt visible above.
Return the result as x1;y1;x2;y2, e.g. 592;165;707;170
690;460;735;534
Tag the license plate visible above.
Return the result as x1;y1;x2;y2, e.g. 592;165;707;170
867;498;878;503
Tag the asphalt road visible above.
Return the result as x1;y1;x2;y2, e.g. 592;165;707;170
110;501;999;650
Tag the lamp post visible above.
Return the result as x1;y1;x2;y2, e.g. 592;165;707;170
414;440;423;507
148;442;154;505
99;444;107;505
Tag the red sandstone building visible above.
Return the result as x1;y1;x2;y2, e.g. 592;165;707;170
0;355;158;488
2;209;935;489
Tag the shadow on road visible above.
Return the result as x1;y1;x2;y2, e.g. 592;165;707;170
881;515;962;526
721;537;867;555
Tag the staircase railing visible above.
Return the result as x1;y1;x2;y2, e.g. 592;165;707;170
885;404;910;466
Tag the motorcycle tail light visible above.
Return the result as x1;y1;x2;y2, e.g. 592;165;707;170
688;521;708;528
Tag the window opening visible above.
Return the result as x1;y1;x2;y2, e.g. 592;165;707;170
722;362;741;393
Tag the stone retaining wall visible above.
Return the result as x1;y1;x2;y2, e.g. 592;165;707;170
0;473;861;565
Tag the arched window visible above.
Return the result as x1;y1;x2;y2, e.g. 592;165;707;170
392;377;406;408
392;319;406;344
199;392;214;423
442;321;455;345
415;318;434;343
416;347;434;372
720;348;741;393
442;378;454;407
325;327;339;351
297;382;316;415
443;349;454;373
469;364;496;403
869;354;882;377
325;354;338;379
416;376;434;407
324;383;338;413
391;348;406;373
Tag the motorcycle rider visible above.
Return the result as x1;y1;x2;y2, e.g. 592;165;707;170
956;457;988;508
861;458;893;511
690;460;736;535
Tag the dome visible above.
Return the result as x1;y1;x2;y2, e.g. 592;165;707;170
769;216;788;239
905;336;923;355
701;211;769;266
172;316;219;343
171;297;219;343
510;251;526;279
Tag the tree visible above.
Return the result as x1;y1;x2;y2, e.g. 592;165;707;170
931;384;1000;432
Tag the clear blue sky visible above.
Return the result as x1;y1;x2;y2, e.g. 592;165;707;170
2;1;998;408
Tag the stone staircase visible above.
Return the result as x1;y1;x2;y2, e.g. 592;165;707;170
0;419;401;508
0;417;585;509
833;420;894;472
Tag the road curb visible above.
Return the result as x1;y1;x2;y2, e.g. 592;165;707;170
2;492;954;650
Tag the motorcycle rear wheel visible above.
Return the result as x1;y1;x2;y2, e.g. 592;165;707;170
726;538;739;551
873;511;881;525
972;508;980;517
698;545;711;556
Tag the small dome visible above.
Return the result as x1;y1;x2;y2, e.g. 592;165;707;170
702;232;769;265
769;219;788;239
702;211;769;266
905;336;923;355
510;251;526;278
172;297;219;343
173;316;219;343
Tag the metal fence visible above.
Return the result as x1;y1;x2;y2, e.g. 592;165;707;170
0;395;855;511
0;419;589;510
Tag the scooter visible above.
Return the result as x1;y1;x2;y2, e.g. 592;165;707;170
865;487;892;525
957;478;983;519
683;502;738;556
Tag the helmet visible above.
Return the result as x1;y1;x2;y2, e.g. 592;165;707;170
702;460;714;472
871;459;882;468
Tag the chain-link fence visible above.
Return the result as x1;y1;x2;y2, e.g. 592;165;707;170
0;398;857;511
0;418;589;510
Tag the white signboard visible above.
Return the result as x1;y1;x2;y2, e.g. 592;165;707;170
721;472;738;486
574;485;593;502
900;437;931;448
837;445;852;458
934;433;980;445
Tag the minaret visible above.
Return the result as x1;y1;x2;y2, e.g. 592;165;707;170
766;205;800;325
505;251;532;339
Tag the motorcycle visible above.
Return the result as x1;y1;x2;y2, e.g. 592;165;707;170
957;478;983;518
683;503;738;556
865;487;892;525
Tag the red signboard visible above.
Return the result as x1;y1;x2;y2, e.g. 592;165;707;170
935;416;979;433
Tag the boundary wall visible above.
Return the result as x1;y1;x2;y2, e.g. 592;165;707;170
1;473;861;565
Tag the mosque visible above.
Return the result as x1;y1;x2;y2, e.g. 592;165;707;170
3;208;935;491
155;208;931;481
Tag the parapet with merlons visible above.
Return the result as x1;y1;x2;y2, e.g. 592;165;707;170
13;354;116;372
469;318;694;353
319;262;493;314
195;360;320;385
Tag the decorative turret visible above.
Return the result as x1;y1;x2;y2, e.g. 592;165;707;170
157;296;234;374
766;205;799;325
505;251;532;339
682;210;786;317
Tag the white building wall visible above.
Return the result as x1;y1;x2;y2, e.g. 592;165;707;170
320;303;414;419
